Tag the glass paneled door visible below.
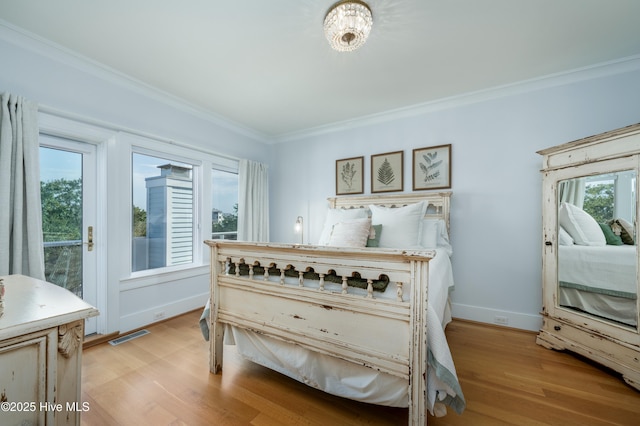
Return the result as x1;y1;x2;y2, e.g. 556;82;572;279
40;136;98;335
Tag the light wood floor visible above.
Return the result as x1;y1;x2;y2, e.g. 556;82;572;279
80;311;640;425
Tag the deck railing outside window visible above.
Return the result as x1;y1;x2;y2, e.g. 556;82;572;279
43;240;83;298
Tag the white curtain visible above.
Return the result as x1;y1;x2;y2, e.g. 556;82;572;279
237;159;269;242
0;92;45;280
558;178;586;208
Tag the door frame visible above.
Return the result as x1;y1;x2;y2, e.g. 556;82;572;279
40;137;98;334
39;112;114;335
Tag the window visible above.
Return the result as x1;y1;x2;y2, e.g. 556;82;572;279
132;152;196;272
211;168;238;240
583;171;636;224
40;145;83;295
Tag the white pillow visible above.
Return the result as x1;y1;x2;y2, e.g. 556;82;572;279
318;208;368;245
328;218;371;248
421;220;439;248
558;226;574;246
369;201;427;248
558;202;605;246
421;219;453;255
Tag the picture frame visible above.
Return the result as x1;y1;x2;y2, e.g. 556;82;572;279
412;144;452;190
371;150;403;193
335;156;364;195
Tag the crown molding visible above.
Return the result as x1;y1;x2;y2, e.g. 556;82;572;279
2;19;639;146
0;20;271;144
276;54;640;143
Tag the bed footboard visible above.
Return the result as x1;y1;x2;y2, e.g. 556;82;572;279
205;241;434;425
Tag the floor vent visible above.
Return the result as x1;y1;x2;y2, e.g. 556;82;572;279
108;329;150;346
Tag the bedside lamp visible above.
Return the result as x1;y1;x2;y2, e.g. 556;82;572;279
294;216;304;244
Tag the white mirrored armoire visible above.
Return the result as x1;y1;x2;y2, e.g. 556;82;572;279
536;122;640;390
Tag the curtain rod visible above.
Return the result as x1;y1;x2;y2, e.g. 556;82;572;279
38;103;241;162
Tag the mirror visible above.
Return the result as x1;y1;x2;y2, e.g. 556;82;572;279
557;170;637;329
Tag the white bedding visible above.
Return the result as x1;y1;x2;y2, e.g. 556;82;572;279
202;248;464;416
558;244;637;326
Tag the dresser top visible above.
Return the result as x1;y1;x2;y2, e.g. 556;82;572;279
0;274;99;341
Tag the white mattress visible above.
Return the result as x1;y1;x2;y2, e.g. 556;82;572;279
223;248;464;416
558;244;637;326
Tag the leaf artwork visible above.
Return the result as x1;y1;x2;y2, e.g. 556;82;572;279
376;158;395;186
341;162;358;191
419;152;443;183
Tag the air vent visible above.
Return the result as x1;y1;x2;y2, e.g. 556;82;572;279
108;329;150;346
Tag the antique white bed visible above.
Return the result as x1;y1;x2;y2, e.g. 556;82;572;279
202;192;465;425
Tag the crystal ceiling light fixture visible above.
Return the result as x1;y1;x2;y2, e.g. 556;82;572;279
323;0;373;52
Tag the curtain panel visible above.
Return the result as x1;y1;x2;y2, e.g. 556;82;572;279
0;92;45;279
237;159;269;242
558;178;586;208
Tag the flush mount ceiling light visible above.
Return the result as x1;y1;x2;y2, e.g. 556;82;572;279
323;0;373;52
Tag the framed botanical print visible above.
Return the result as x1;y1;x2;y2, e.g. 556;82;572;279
371;150;403;193
336;156;364;195
412;144;452;190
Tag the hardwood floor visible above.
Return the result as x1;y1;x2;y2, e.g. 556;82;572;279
81;311;640;425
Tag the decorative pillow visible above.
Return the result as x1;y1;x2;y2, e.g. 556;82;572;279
558;226;574;246
558;202;605;246
609;218;635;245
599;223;623;245
327;218;371;248
366;224;382;247
369;201;427;248
318;208;368;245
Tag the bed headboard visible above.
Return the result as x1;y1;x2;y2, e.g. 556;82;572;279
327;191;452;235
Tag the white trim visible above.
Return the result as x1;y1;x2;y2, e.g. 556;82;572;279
38;114;114;335
120;265;209;292
118;291;209;334
0;19;269;143
39;104;243;163
451;302;542;332
5;18;639;145
276;55;640;142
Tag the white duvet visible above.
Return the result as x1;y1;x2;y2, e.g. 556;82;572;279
559;244;637;325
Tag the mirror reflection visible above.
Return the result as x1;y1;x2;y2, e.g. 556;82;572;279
557;170;637;329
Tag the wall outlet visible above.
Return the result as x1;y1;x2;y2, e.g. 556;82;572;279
494;315;509;326
153;311;165;321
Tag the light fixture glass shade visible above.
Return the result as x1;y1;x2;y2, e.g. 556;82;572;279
295;216;304;244
324;0;373;52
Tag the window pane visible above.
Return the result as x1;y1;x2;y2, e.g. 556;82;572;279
583;177;615;223
211;168;238;240
40;146;83;296
132;153;194;272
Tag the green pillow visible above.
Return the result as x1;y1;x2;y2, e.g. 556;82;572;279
599;223;623;245
366;224;382;247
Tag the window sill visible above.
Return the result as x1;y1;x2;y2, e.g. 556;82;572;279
120;264;210;291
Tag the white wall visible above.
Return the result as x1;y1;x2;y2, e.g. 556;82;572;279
3;21;640;334
269;62;640;331
0;25;273;335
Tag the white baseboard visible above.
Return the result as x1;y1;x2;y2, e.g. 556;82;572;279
119;297;542;334
119;292;209;333
451;302;542;332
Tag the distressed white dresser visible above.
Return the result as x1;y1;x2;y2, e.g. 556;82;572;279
0;274;98;426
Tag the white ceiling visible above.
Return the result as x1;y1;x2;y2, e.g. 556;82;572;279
1;0;640;139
